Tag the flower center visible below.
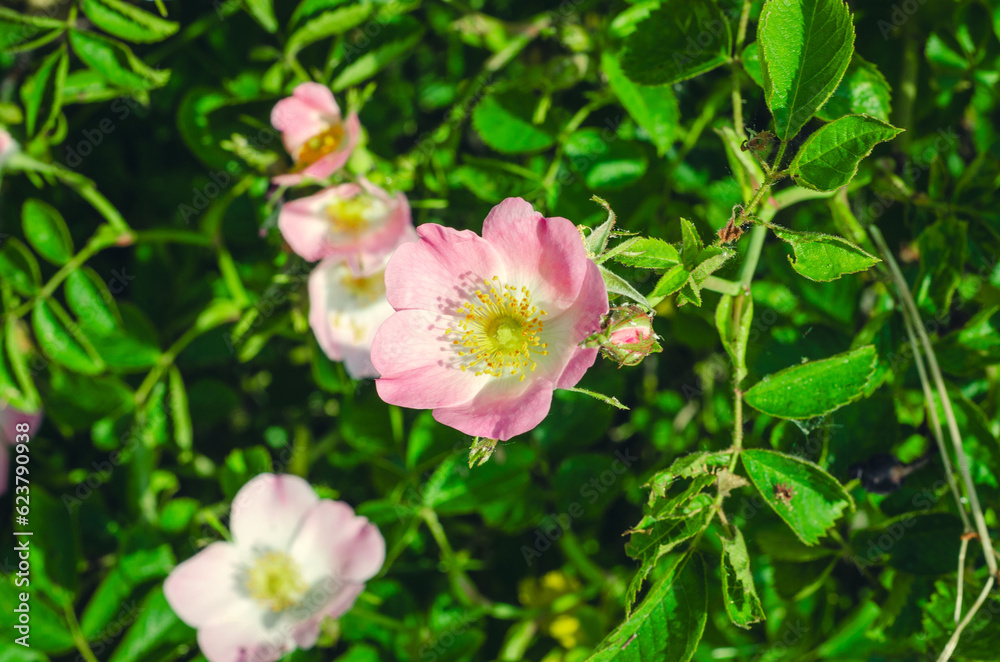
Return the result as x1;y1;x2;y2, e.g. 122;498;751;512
447;276;548;381
340;269;387;305
326;194;387;235
296;123;345;168
245;551;307;612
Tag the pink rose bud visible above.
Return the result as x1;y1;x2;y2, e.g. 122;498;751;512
0;128;18;171
599;306;661;367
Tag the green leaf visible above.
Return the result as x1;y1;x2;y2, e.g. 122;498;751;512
245;0;279;32
108;586;193;662
741;449;853;545
691;246;735;283
286;2;371;55
332;23;424;91
22;199;73;265
741;42;763;88
611;237;681;270
600;265;653;310
743;345;876;419
0;8;65;51
816;55;892;122
168;366;193;453
33;299;105;375
850;513;962;576
620;0;732;86
20;45;68;137
719;527;765;628
0;237;42;296
68;30;171;92
80;545;175;640
64;267;120;334
601;51;678;155
565;129;648;189
423;445;536;515
472;90;557;154
588;554;707;661
679;218;703;267
716;292;753;383
916;217;967;314
789;114;902;191
585;195;617;256
649;265;690;303
0;576;74;653
772;226;880;281
758;0;855;140
80;0;180;43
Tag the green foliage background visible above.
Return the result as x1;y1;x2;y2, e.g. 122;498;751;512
2;0;1000;660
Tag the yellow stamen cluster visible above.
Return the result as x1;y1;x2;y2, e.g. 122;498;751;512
245;551;307;612
296;123;344;169
446;276;548;381
327;195;373;234
340;270;386;306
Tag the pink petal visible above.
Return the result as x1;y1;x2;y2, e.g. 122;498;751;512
197;616;290;662
383;223;506;312
289;501;386;584
554;262;608;388
308;259;395;379
230;474;319;552
432;378;556;441
163;542;245;627
481;197;591;309
292;82;340;117
372;308;486;409
290;582;365;649
278;183;362;262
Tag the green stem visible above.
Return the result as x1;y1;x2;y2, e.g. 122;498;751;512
64;603;100;662
133;229;214;247
558;529;608;587
217;245;251;309
738;225;767;290
420;507;491;609
11;230;118;318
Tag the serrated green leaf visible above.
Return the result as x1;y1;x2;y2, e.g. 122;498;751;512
743;345;877;419
0;237;42;296
287;2;372;54
719;527;765;628
601;51;678;155
33;299;105;375
620;0;731;86
612;237;681;270
816;55;892;122
716;292;753;383
586;195;617;256
679;218;703;267
741;449;853;545
649;265;690;303
20;45;68;137
0;8;65;51
916;217;967;315
676;279;702;307
68;30;170;92
741;42;763;88
759;0;855;140
691;246;734;283
789;114;902;191
772;226;880;281
0;576;74;653
80;0;180;43
600;266;653;311
472;90;557;154
591;554;707;661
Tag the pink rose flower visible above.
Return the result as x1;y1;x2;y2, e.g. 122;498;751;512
371;197;609;440
0;403;42;497
309;249;415;379
163;474;385;662
279;178;414;271
270;83;360;186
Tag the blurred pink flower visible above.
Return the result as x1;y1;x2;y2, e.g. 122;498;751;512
279;178;414;272
0;128;18;171
0;403;43;497
270;83;360;186
372;197;609;440
164;474;384;662
309;251;415;379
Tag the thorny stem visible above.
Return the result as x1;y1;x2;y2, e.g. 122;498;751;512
730;0;753;138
